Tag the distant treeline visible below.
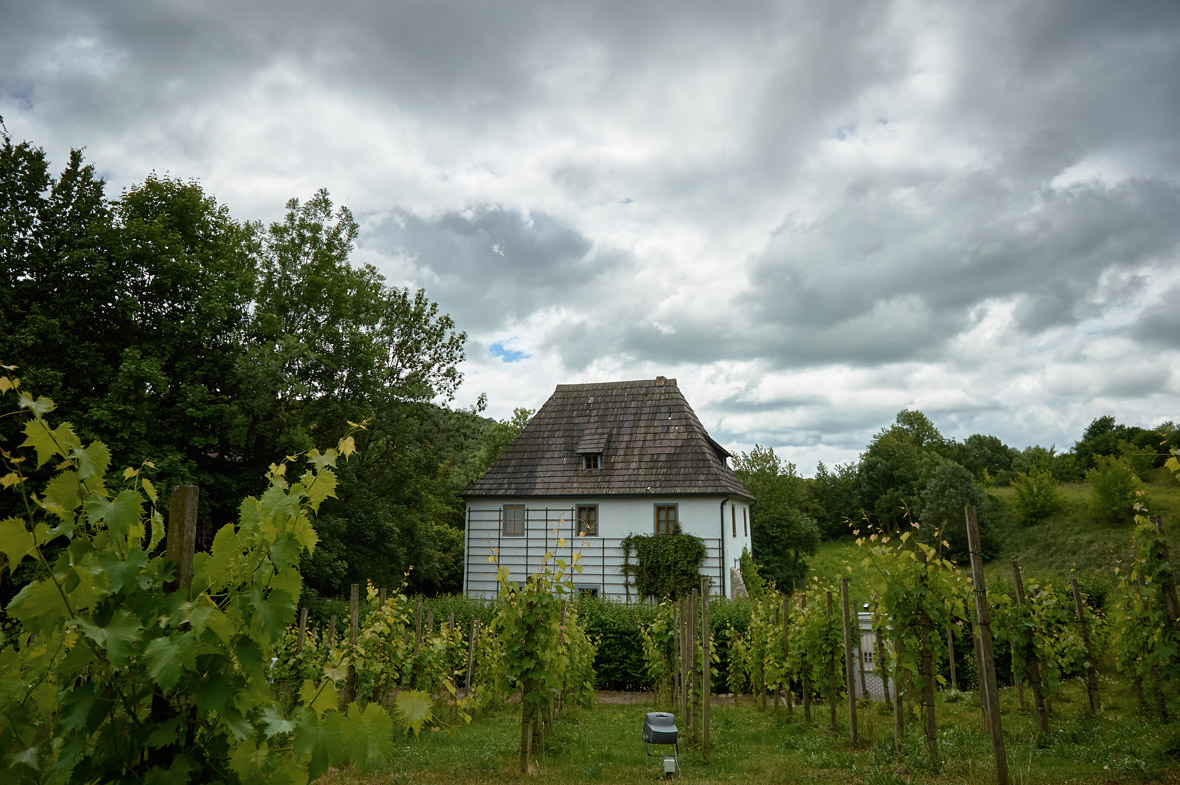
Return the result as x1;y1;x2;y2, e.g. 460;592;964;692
733;410;1178;590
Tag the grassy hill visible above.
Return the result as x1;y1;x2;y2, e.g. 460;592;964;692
804;470;1180;603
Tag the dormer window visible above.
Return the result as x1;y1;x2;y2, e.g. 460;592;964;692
581;453;602;470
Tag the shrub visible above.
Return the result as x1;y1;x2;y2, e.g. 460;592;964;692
916;459;995;560
1086;454;1143;525
739;546;768;598
573;596;663;690
1011;463;1062;526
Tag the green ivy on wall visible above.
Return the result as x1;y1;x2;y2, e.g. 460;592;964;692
621;531;706;600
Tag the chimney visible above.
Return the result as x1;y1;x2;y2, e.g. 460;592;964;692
655;376;666;386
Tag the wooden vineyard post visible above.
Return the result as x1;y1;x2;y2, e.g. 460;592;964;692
680;596;690;722
802;594;812;723
782;595;793;716
1010;639;1024;711
1152;516;1180;632
917;549;939;769
967;505;1009;785
1071;578;1101;713
674;599;684;708
415;597;424;654
345;583;360;702
414;597;424;686
165;486;199;596
774;603;783;711
520;678;531;773
149;485;199;769
349;583;360;644
1011;561;1049;733
759;591;767;710
873;597;891;710
973;619;991;729
466;617;479;695
701;576;711;760
555;604;567;722
947;622;957;692
327;615;337;648
427;605;436;695
841;579;859;745
892;636;904;757
297;607;309;652
448;610;458;720
854;597;868;701
690;587;699;744
826;591;838;733
378;587;388;608
1136;575;1169;721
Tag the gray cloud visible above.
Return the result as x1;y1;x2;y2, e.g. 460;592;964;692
1129;284;1180;350
4;0;1179;471
725;168;1180;368
363;206;615;331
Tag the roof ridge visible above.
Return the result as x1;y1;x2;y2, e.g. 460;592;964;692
463;378;753;500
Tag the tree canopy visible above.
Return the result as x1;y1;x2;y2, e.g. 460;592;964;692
732;445;819;591
0;128;481;602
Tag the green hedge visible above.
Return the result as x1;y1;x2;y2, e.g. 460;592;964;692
301;590;756;692
574;595;755;691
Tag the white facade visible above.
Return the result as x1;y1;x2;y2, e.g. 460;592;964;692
463;495;753;600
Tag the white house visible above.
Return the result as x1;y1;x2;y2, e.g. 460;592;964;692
461;377;755;599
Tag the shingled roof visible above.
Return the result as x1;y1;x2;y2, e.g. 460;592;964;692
463;377;754;499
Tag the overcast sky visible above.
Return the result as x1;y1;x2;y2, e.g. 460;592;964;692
3;0;1179;474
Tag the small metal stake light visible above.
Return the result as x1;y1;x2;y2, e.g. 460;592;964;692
643;712;680;779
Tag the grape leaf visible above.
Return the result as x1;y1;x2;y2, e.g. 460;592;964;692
74;441;111;482
323;662;349;683
259;484;300;528
343;702;394;767
228;740;267;782
59;681;97;733
291;514;319;553
247;587;295;641
97;548;149;595
17;391;55;416
299;678;339;718
140;476;158;504
191;671;235;715
84;489;143;539
9;579;71;633
7;743;41;771
0;517;36;569
394;690;433;737
43;471;82;519
300;468;337;512
21;419;67;467
143;631;197;693
306;449;336;472
260;705;294;739
293;708;334;780
219;707;254;741
147;509;165;551
76;609;143;667
143;756;193;785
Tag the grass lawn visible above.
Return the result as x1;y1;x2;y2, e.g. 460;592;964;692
322;679;1180;784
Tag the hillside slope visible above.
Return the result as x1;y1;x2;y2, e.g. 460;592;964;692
804;474;1180;601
